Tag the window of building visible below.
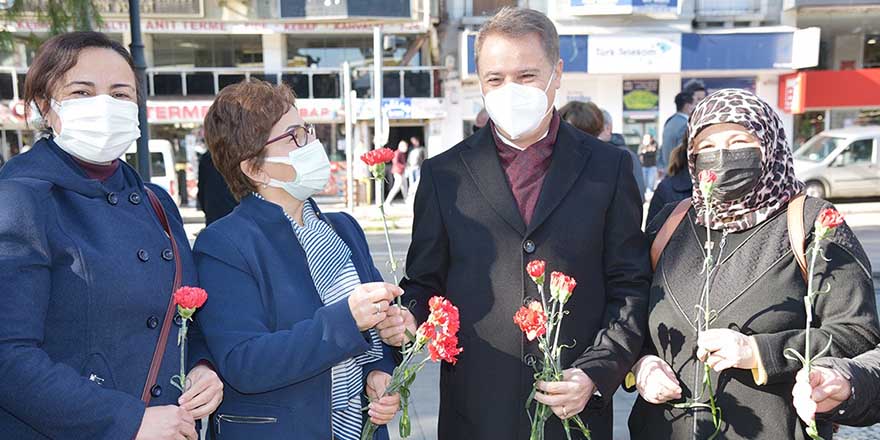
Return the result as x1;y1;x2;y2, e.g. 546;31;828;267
286;35;422;68
865;34;880;68
152;35;263;68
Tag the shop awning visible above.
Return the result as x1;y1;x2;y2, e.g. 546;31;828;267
779;68;880;114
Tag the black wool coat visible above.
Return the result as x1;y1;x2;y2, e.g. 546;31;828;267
402;122;652;440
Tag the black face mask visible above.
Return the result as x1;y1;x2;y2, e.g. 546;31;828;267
694;148;763;202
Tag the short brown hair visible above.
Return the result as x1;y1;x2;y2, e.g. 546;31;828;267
475;7;560;71
204;80;296;200
559;101;604;137
25;32;139;125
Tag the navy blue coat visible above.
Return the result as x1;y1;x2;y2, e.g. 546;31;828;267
193;195;396;439
645;171;693;228
0;139;205;439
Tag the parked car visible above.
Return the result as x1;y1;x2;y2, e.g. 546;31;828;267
793;126;880;199
121;139;179;205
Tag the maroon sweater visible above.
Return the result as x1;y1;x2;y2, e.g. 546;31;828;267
73;157;120;182
490;111;560;225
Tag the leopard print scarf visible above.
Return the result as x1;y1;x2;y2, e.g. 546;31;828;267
687;89;805;232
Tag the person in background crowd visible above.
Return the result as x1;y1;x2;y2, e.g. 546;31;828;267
793;344;880;428
406;136;426;204
0;32;223;440
602;108;646;202
639;133;659;195
195;80;409;439
403;7;651;439
473;108;490;133
558;100;604;138
0;152;5;168
645;140;691;227
197;150;238;225
687;84;708;104
628;89;880;440
658;92;694;176
384;140;408;208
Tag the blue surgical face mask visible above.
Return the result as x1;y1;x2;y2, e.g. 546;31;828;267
263;139;330;201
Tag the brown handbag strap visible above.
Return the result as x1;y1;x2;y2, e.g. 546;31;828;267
787;193;808;281
142;188;183;405
650;198;692;271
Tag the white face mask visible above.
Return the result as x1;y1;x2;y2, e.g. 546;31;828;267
481;69;555;140
51;95;141;164
264;139;331;201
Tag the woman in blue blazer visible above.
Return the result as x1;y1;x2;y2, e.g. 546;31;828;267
195;79;411;439
0;33;223;439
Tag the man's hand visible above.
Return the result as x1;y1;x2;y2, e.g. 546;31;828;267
793;366;852;424
697;329;758;372
365;371;401;426
376;305;418;347
135;406;196;440
535;368;596;420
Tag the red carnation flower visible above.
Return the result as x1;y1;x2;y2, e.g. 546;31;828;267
174;286;208;310
526;260;546;285
550;271;577;304
698;170;718;184
416;296;463;364
514;302;548;341
360;148;395;167
815;208;844;240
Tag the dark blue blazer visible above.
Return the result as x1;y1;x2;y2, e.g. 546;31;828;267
645;171;693;228
0;139;204;439
193;195;395;439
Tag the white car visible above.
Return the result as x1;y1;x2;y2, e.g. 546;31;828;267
793;126;880;199
121;139;180;205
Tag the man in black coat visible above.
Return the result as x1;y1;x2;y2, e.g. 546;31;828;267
401;7;651;439
793;345;880;427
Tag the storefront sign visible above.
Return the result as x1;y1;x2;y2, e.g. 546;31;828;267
623;79;659;112
280;0;411;19
778;69;880;114
780;73;804;114
587;34;681;74
2;19;427;34
21;0;203;17
569;0;677;15
147;99;343;124
355;98;446;120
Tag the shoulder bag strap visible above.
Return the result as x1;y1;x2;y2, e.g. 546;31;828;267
141;187;184;405
650;198;692;271
787;193;808;281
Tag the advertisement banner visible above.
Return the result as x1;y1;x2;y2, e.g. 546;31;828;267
569;0;677;15
587;34;681;74
623;79;660;113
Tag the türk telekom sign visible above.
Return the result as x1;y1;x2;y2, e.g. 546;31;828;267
146;99;344;124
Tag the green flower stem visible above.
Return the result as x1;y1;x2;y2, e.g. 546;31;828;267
371;170;401;307
179;319;188;392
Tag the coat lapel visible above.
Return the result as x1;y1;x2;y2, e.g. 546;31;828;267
526;123;592;235
459;128;527;235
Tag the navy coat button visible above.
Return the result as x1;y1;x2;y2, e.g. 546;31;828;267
137;249;150;262
129;192;142;205
106;192;118;205
523;240;536;254
174;314;183;327
161;249;174;261
150;384;162;398
146;316;159;329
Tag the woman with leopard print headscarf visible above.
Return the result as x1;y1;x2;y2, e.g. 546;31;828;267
625;89;880;440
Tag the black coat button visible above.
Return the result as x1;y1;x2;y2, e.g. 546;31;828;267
161;249;174;261
174;314;184;327
106;192;118;205
150;384;162;398
523;240;536;254
146;315;159;329
137;249;150;262
129;192;142;205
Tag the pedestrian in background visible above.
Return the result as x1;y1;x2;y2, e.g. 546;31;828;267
406;135;426;204
645;140;691;227
197;150;238;225
0;32;222;440
601;108;646;202
639;133;658;195
384;139;408;208
658;91;694;176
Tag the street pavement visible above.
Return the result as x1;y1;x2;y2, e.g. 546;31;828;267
179;199;880;439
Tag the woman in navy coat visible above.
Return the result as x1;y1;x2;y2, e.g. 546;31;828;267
195;80;411;439
0;32;223;439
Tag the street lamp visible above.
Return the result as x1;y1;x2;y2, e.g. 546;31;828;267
128;0;151;181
